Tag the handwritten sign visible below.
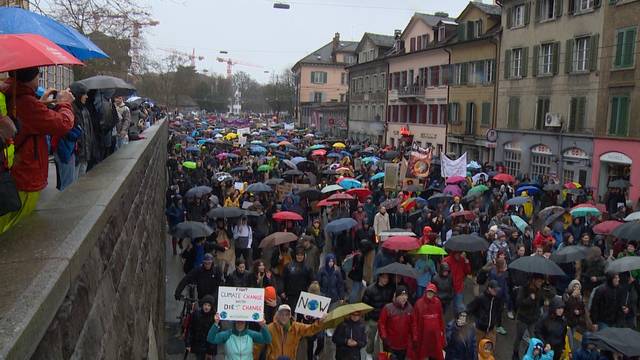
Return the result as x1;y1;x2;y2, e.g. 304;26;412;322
217;286;264;322
295;291;332;318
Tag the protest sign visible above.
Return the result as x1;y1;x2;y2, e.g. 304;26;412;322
295;291;332;318
406;148;433;178
441;152;468;178
217;286;264;321
384;163;399;190
284;122;295;130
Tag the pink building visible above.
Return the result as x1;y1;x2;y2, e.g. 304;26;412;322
592;138;638;204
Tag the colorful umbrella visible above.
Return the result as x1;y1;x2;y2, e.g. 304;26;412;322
625;212;640;222
339;178;362;189
381;236;421;251
443;184;462;197
182;161;197;169
570;206;600;218
308;144;325;150
511;215;528;233
273;211;303;221
467;184;489;195
450;210;476;221
472;172;489;184
321;184;344;194
333;142;346;149
325;218;358;233
311;149;327;156
516;185;541;195
493;173;515;183
327;193;355;202
564;181;582;189
445;176;466;184
323;303;373;329
346;188;372;201
409;245;448;256
593;220;623;235
278;140;291;146
259;232;299;248
257;164;272;172
370;172;385;181
316;199;339;207
0;34;84;73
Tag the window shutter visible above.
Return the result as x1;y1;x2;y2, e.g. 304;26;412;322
522;47;529;77
467;21;475;39
594;0;601;8
532;45;540;77
458;22;467;41
478;20;483;36
323;72;327;83
577;97;586;131
620;97;629;135
569;98;578;132
609;97;619;134
614;31;624;67
448;103;453;123
552;42;560;74
310;72;315;83
505;50;512;79
535;0;542;22
565;39;574;73
624;29;636;67
410;37;416;52
482;102;491;125
589;34;599;71
507;7;513;28
525;2;531;25
461;63;469;84
556;0;563;17
568;0;575;14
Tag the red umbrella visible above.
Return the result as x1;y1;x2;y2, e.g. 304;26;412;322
493;173;515;183
445;176;466;184
0;34;83;72
450;210;476;221
316;199;338;207
273;211;303;221
382;236;421;251
593;220;623;235
311;149;327;156
346;188;372;201
327;193;355;202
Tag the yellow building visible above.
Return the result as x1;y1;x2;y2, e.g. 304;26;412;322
446;2;501;164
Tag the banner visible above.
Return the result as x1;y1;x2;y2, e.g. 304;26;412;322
406;148;433;178
217;286;264;321
295;291;332;318
236;127;250;137
284;122;295;130
441;152;468;178
384;162;400;190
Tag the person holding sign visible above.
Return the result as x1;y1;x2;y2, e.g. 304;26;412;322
207;313;272;360
265;304;325;360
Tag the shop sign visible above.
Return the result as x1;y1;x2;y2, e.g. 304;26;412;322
531;144;553;155
600;152;632;165
419;133;438;139
563;147;589;159
504;142;521;151
486;129;498;142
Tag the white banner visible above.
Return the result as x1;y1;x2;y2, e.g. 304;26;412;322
236;127;251;137
217;286;264;322
295;291;332;318
284;122;295;130
441;152;468;178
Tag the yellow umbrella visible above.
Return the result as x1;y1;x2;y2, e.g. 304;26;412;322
333;142;346;149
323;302;373;329
224;133;238;140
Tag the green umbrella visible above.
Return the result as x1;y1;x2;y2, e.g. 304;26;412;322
511;214;528;233
174;143;182;150
308;144;325;150
257;164;272;172
323;303;373;329
182;161;197;169
467;184;489;195
409;244;447;256
570;207;601;218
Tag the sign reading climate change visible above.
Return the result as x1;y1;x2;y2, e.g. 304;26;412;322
217;286;264;322
295;291;332;318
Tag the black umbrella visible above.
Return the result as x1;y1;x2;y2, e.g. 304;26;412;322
611;221;640;241
265;178;284;185
207;207;246;219
606;256;640;274
543;183;562;191
229;166;249;174
298;188;323;201
444;234;489;252
380;198;400;209
325;218;358;234
463;192;482;203
78;75;135;91
173;221;213;238
296;160;316;172
245;182;272;193
551;245;591;263
282;159;297;170
608;179;631;189
185;185;212;199
539;206;565;220
509;256;566;276
283;169;304;177
383;151;399;160
544;211;566;226
375;262;419;279
587;327;640;356
506;197;531;206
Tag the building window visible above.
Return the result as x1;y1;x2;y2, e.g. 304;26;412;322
530;154;552;181
568;97;586;132
577;0;594;12
538;0;556;21
410;37;416;52
313;92;323;103
344;55;356;64
474;20;483;37
539;43;554;75
504;150;521;176
512;48;523;78
341;73;346;85
563;170;575;184
379;105;385;121
513;5;525;27
609;95;630;136
614;27;637;69
428;105;439;124
574;37;589;72
481;102;491;126
381;73;386;90
311;71;327;84
364;76;370;91
340;94;346;102
535;97;551;130
438;26;446;42
449;103;460;124
429;66;440;87
465;102;476;134
485;60;495;84
351;79;356;94
508;97;520;129
421;34;429;47
439;104;447;124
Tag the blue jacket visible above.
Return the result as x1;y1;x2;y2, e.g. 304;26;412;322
444;320;476;360
415;257;436;287
318;254;346;301
523;338;554;360
207;324;271;360
573;335;606;360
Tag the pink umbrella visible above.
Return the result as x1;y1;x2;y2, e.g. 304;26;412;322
443;184;462;197
593;220;623;235
446;176;466;184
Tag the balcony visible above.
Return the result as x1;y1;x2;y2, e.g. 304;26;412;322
398;85;425;98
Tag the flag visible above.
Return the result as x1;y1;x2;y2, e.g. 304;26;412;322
406;148;433;178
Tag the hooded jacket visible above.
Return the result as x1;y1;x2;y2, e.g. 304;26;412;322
534;297;567;348
443;253;471;293
515;283;545;324
445;318;476;360
318;254;346;302
362;276;395;321
207;323;271;360
590;274;625;326
332;317;367;360
522;338;554;360
467;289;503;332
572;334;606;360
282;257;314;298
378;299;413;351
186;295;216;355
265;319;323;360
412;294;445;360
432;263;454;303
477;338;495;360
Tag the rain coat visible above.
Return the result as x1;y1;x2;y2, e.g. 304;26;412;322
265;320;323;360
207;324;272;360
523;338;554;360
411;294;445;360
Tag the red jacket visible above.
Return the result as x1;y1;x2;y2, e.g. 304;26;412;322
533;231;555;252
443;253;471;293
378;301;413;351
4;79;74;192
411;295;445;360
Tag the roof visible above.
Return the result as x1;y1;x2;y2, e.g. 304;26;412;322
366;33;395;48
439;20;459;25
295;40;358;67
471;2;502;16
414;12;457;27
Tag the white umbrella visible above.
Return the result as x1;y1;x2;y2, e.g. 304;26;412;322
624;211;640;222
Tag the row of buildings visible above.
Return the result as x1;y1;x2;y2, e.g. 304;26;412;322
291;0;640;203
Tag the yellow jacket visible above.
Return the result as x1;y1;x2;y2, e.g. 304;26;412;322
224;197;240;208
265;320;323;360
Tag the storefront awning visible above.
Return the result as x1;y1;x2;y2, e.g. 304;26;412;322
600;151;632;165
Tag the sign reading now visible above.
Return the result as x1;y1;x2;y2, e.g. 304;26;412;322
295;291;332;318
217;286;264;322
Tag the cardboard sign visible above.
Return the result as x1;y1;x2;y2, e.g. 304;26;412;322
236;127;251;137
384;163;400;190
234;182;245;191
217;286;264;322
295;291;332;318
284;122;294;130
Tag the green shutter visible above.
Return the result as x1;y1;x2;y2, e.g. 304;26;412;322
568;0;575;14
620;96;629;135
505;50;512;79
310;71;315;83
533;45;540;77
614;30;625;67
448;103;453;123
577;97;586;131
610;97;620;135
589;34;599;71
556;0;563;17
623;29;636;67
525;2;531;25
552;42;560;74
535;0;542;22
482;102;491;125
569;98;578;132
461;63;468;84
458;22;467;41
566;39;574;73
522;47;529;77
507;7;513;28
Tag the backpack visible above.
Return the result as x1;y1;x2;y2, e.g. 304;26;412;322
89;90;117;133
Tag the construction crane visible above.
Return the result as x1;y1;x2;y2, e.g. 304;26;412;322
216;57;263;78
160;48;204;67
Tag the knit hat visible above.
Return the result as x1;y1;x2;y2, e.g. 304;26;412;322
567;279;581;293
12;67;39;83
426;283;438;293
487;279;501;291
203;253;214;261
395;285;409;297
264;286;277;303
200;295;215;306
69;82;88;98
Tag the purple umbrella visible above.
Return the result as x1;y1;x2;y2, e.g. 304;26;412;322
443;184;462;197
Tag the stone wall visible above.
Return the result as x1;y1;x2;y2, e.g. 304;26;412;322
0;121;167;359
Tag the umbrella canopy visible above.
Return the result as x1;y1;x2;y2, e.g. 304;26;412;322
311;149;327;156
327;193;355;202
409;245;447;256
185;185;212;199
450;210;476;221
608;179;631;189
428;193;453;202
298;188;323;201
273;211;303;221
468;184;489;195
381;236;421;251
265;178;284;185
570;206;600;218
509;256;566;276
493;173;515;183
380;198;400;209
510;215;529;233
173;221;213;239
543;183;562;191
207;207;247;219
515;185;541;196
259;232;299;248
606;256;640;274
346;188;372;201
316;199;338;207
0;7;108;60
291;156;307;165
587;327;640;357
564;181;581;189
249;145;267;154
332;142;346;149
593;220;623;235
370;172;385;181
182;161;197;169
443;184;462;197
539;206;565;220
78;75;135;92
544;211;567;226
325;218;358;233
245;182;272;193
282;159;297;169
321;184;344;194
383;151;399;160
283;169;304;177
229;166;249;174
375;262;419;278
551;245;591;263
472;172;489;184
339;178;362;189
323;303;373;329
624;212;640;222
0;34;84;73
506;196;531;206
257;164;272;172
445;176;466;184
444;234;489;252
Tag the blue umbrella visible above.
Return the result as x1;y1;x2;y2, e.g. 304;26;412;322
516;185;541;196
511;215;528;233
363;156;380;164
340;150;352;157
250;145;267;154
269;143;279;148
0;7;108;60
276;136;287;142
339;178;362;189
185;136;195;143
325;218;358;234
185;146;200;153
291;156;306;165
205;138;215;144
197;139;206;145
370;172;385;181
327;152;342;159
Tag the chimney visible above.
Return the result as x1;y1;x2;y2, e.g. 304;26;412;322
434;11;449;18
393;29;404;53
394;29;402;39
332;32;340;62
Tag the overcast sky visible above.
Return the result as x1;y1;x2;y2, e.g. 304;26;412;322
146;0;472;83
